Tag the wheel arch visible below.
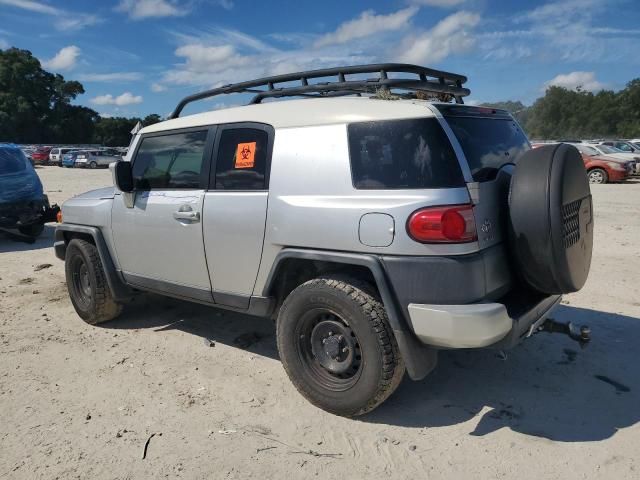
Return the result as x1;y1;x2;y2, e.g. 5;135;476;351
55;224;132;301
262;248;438;380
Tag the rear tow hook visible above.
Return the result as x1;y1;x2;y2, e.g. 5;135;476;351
536;318;591;349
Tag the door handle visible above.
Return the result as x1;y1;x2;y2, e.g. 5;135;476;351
173;210;200;222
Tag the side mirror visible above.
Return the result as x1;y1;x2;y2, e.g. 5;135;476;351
114;161;134;192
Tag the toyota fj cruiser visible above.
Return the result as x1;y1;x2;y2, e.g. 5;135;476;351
54;65;594;416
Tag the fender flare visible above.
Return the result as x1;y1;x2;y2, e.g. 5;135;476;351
263;248;438;380
54;224;132;302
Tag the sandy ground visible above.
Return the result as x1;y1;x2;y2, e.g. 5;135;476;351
1;165;639;479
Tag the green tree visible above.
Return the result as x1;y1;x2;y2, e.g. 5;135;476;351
93;117;141;146
0;47;96;143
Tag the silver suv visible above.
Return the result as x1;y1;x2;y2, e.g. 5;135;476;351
54;65;594;416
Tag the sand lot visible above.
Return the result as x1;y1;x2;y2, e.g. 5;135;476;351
1;166;639;479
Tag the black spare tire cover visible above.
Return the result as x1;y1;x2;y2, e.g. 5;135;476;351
509;144;593;294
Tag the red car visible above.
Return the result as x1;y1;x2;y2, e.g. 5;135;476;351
31;147;52;165
579;152;631;184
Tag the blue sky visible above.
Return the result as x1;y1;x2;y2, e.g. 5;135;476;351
1;0;640;118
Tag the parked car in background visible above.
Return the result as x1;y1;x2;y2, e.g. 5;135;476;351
31;146;52;165
20;147;35;165
599;140;640;154
0;144;59;237
574;144;633;183
62;150;121;169
50;147;80;165
574;143;640;174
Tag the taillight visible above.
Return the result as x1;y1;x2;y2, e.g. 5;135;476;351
407;204;477;243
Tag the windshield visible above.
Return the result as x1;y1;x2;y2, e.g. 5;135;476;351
0;148;28;175
444;116;530;182
598;145;620;154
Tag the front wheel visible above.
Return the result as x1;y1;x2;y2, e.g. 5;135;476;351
276;276;405;417
65;239;123;324
588;168;608;184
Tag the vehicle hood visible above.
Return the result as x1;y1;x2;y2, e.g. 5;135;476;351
598;153;635;163
603;153;638;161
72;186;115;200
0;170;44;204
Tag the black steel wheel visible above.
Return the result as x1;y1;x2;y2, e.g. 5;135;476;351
277;276;405;417
296;309;363;391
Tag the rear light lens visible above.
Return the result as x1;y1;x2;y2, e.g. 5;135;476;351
407;204;477;243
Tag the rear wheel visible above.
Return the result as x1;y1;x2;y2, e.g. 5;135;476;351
276;276;405;416
65;239;122;324
588;168;608;184
89;161;97;169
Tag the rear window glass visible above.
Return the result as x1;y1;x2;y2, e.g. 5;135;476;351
0;148;28;175
444;116;529;182
348;118;465;189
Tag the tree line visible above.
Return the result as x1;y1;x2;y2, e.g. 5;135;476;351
482;80;640;140
2;46;640;145
0;48;160;146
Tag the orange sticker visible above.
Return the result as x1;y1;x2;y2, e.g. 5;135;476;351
235;142;256;169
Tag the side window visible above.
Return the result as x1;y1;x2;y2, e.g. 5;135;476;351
214;128;269;190
132;130;208;190
348;118;465;189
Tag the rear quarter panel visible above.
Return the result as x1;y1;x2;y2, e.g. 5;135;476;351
253;124;476;294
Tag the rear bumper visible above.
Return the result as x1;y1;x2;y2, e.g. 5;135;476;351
407;292;562;349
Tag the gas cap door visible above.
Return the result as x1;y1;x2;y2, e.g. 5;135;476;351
359;213;395;247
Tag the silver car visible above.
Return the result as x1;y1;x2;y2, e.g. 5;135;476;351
53;64;594;416
74;150;121;169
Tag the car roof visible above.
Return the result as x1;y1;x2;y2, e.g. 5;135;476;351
141;97;441;134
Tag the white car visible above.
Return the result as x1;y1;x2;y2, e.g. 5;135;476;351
50;147;80;165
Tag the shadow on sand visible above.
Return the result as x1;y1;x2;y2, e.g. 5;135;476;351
98;295;638;443
0;225;55;253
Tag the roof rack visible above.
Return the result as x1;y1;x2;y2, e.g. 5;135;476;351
168;63;470;119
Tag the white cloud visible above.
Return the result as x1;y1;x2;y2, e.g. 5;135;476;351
78;72;143;82
0;0;99;30
410;0;465;6
151;82;167;92
42;46;81;71
91;92;143;106
483;0;640;63
0;0;59;15
99;112;114;118
214;0;233;9
314;7;419;47
397;11;480;64
0;38;9;49
545;71;605;92
116;0;189;19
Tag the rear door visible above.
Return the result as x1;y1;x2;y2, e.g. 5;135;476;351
111;127;216;302
202;123;273;308
434;105;530;250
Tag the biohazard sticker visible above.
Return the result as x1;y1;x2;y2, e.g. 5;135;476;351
235;142;256;169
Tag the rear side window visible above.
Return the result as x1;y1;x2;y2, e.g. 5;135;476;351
444;116;529;182
0;148;28;175
214;128;269;190
348;118;465;189
132;130;208;189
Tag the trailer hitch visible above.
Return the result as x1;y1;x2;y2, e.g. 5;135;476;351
535;318;591;348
